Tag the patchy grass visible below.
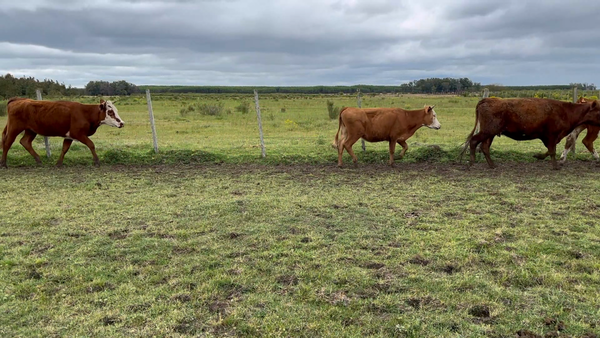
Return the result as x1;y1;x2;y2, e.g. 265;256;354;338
1;163;599;337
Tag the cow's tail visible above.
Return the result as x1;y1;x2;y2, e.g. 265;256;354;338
458;103;481;163
332;107;349;150
1;125;6;148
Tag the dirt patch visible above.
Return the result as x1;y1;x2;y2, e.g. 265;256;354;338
208;300;229;315
127;303;151;312
516;330;541;338
108;229;129;240
100;316;121;326
276;274;299;286
172;246;197;254
408;255;430;266
468;305;490;318
227;232;243;239
87;282;115;293
363;262;385;270
440;264;458;275
171;294;192;303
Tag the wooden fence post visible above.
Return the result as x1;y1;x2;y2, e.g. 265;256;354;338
35;89;51;159
483;88;489;98
146;89;159;153
573;87;578;103
358;89;365;153
254;90;266;158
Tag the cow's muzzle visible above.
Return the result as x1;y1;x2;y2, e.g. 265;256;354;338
118;122;124;128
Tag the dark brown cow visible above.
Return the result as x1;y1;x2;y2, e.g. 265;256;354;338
559;97;600;162
462;97;600;169
1;98;124;168
334;105;441;167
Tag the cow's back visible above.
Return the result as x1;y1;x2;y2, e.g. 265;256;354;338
8;99;86;137
477;98;572;137
341;107;400;141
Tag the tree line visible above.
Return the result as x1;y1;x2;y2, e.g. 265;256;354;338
139;78;483;95
0;74;140;99
1;73;595;98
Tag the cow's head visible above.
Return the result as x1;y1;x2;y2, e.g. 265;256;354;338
100;99;124;128
578;97;592;104
423;105;441;129
582;100;600;125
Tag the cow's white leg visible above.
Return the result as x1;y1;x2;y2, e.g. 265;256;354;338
559;148;570;163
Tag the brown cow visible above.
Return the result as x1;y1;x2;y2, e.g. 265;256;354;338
559;97;600;162
1;98;124;168
334;105;441;167
461;97;600;170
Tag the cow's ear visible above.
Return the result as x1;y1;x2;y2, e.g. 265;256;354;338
99;100;107;111
592;100;599;110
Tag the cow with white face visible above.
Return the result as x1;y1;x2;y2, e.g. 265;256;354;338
101;100;125;128
1;98;125;168
423;105;441;130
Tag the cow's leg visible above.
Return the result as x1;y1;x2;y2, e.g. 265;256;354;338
480;136;496;169
397;140;409;159
388;141;396;166
342;135;360;167
19;130;42;164
545;141;560;170
581;130;599;160
469;133;488;166
1;128;22;168
76;135;100;166
56;139;73;167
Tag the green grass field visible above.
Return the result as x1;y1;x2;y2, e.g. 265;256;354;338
1;94;599;337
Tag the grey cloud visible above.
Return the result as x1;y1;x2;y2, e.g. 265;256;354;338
0;0;599;87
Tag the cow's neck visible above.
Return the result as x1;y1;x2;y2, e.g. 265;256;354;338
402;108;427;133
86;104;104;133
567;103;591;128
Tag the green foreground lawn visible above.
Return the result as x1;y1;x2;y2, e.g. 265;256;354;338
1;163;599;337
1;94;599;337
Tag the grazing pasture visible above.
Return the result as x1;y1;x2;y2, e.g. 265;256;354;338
1;94;599;337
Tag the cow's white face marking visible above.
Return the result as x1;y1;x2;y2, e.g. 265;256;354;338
101;101;125;128
425;106;441;130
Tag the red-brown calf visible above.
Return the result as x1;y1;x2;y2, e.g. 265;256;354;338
1;98;124;168
334;105;441;167
462;98;600;170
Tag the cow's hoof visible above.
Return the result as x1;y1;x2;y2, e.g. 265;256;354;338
533;153;547;160
56;163;63;168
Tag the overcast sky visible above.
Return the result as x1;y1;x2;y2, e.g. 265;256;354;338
0;0;599;87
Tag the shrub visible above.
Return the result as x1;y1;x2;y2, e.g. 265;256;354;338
327;100;340;120
0;101;6;117
180;102;224;117
235;101;251;114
